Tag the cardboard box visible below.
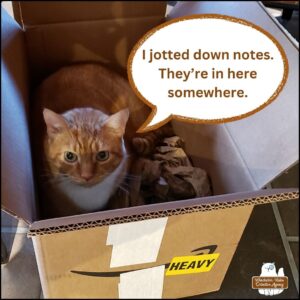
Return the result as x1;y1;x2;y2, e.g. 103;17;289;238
1;1;299;298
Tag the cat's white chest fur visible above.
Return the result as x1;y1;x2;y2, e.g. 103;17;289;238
56;156;127;213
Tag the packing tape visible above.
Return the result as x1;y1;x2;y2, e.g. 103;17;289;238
118;265;165;299
106;217;168;268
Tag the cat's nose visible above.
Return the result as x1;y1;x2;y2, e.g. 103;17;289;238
81;173;93;181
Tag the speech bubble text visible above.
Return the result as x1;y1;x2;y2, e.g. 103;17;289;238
127;14;288;132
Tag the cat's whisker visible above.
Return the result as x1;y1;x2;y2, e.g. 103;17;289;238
120;182;131;188
125;173;141;178
124;176;141;180
43;172;71;184
124;176;141;181
45;178;65;183
39;174;52;178
118;185;129;194
40;172;68;179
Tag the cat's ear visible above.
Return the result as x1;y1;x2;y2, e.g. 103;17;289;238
103;108;129;136
43;108;68;136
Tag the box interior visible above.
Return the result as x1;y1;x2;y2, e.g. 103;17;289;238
169;1;299;189
1;1;299;226
2;2;299;299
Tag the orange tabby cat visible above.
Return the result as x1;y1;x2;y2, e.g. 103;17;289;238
32;63;150;218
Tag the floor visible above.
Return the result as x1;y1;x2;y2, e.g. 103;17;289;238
190;164;299;299
1;215;41;299
1;2;299;299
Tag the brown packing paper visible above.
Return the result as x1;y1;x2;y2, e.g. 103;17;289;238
155;146;192;167
132;124;175;155
32;205;253;298
131;135;211;203
162;167;196;199
154;177;170;200
133;158;162;183
163;165;211;197
162;136;185;148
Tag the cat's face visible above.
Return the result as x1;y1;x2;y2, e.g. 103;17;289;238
43;108;129;186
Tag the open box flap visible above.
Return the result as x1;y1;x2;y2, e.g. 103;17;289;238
169;1;299;189
13;1;166;27
1;8;36;224
24;15;164;85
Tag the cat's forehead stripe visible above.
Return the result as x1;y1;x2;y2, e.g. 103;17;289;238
90;140;98;152
70;130;82;152
76;133;84;151
70;129;104;154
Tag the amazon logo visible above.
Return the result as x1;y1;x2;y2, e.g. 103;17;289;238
71;245;218;278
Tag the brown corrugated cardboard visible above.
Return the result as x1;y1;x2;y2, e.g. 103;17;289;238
12;1;166;26
31;205;254;298
27;188;297;234
1;1;299;298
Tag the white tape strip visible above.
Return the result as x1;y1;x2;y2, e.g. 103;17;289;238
119;265;165;299
107;218;168;268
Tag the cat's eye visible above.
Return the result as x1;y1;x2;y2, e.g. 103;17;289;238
64;151;77;163
96;151;109;161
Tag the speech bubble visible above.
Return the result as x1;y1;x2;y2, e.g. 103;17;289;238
127;14;288;133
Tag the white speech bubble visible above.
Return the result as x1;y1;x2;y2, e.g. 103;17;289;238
128;14;288;132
